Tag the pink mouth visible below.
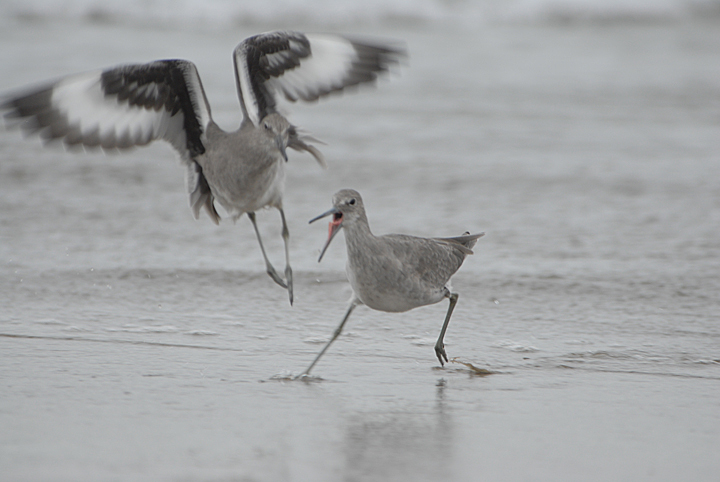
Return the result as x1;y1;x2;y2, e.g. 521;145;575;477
328;213;343;238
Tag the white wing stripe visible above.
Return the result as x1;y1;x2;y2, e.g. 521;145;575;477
3;60;213;160
50;73;159;146
267;35;359;100
235;49;261;126
233;31;403;125
183;63;212;131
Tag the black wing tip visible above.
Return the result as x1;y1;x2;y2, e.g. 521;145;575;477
1;87;57;137
299;35;407;101
344;35;408;63
2;62;207;155
1;86;53;115
342;36;407;90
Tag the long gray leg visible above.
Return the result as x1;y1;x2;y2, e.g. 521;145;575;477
434;292;459;366
279;207;293;305
297;299;359;378
247;211;287;290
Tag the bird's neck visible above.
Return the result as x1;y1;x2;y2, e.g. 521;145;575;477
343;214;374;252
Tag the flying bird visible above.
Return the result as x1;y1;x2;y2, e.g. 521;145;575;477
1;31;405;305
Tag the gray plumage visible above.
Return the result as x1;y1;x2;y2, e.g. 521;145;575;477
1;32;405;305
299;189;484;377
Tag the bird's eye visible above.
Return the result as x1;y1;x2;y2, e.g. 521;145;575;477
348;198;356;206
263;123;271;130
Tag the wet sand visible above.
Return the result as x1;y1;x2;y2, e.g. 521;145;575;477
1;17;719;482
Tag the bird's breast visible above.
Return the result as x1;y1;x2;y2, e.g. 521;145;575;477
200;139;286;215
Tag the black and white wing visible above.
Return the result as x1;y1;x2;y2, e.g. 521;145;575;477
1;60;219;223
2;59;212;157
233;31;404;126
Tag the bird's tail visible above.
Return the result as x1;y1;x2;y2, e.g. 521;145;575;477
187;161;220;225
434;232;485;255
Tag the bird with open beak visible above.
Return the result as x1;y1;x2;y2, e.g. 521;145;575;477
299;189;484;378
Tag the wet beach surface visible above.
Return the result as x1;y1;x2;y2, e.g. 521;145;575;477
1;13;720;482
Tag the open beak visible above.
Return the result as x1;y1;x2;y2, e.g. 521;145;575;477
275;135;288;161
309;207;343;262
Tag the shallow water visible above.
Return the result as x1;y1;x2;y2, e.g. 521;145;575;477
1;12;720;482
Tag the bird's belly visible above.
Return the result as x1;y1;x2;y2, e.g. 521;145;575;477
347;264;445;313
210;156;285;217
357;290;422;313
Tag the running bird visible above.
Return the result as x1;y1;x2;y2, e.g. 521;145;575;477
1;31;404;305
298;189;484;377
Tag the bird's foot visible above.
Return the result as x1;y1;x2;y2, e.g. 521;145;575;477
266;266;288;289
285;266;294;306
434;342;448;367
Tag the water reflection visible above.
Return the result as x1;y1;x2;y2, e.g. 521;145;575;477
340;379;454;481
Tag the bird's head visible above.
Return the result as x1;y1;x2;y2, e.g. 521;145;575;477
260;113;291;161
309;189;366;262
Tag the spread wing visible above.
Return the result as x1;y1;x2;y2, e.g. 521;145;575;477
2;60;219;223
2;59;212;158
233;30;405;126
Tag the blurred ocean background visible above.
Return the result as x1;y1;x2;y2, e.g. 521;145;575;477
1;0;719;481
3;0;720;26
